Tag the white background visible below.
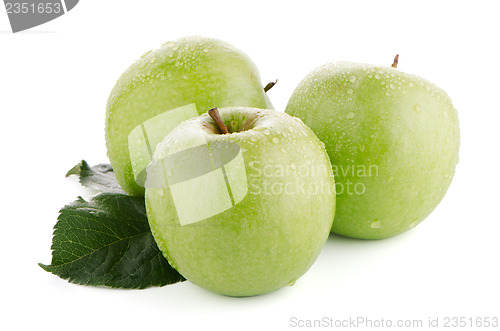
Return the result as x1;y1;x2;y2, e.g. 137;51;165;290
1;1;499;330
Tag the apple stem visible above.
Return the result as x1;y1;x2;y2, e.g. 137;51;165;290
208;108;229;134
392;54;399;68
264;79;278;93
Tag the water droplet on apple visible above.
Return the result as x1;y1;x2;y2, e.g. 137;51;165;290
140;50;152;58
370;220;381;229
408;82;414;87
328;118;334;124
253;126;266;131
347;89;353;94
359;145;365;151
164;48;174;58
374;74;381;79
443;109;449;119
289;161;296;171
387;176;394;183
347;112;355;119
288;279;296;286
389;84;395;90
272;138;280;144
414;104;422;113
280;148;287;154
349;76;357;82
409;219;419;228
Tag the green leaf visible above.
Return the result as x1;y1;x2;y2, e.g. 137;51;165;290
39;193;185;289
66;160;125;194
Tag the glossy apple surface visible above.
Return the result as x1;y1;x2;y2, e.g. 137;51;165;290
286;61;460;239
106;36;272;196
145;107;335;296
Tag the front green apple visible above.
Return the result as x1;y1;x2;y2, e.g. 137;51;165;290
145;107;335;296
286;61;460;239
106;36;272;196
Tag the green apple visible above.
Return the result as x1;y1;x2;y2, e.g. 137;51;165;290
145;107;335;296
286;61;460;239
106;36;273;196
